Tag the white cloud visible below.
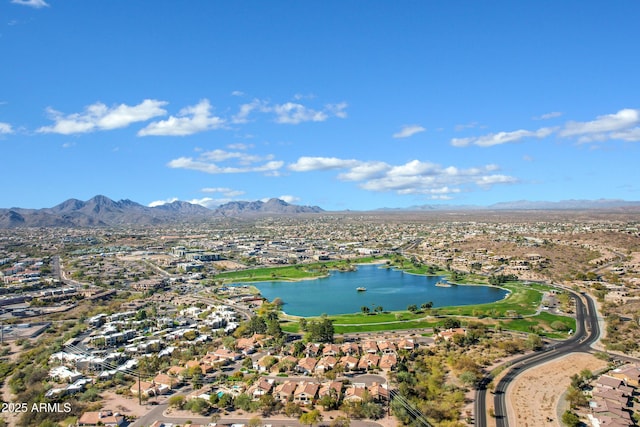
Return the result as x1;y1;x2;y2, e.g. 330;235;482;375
534;111;563;120
11;0;49;8
37;99;167;135
198;149;275;167
167;147;283;175
387;160;439;177
288;156;360;172
232;99;268;124
559;108;640;143
278;195;300;204
325;102;348;119
272;102;328;124
451;127;553;147
451;108;640;148
337;161;389;181
393;125;426;139
288;156;517;199
227;143;253;150
0;122;13;134
261;195;300;204
168;157;283;174
231;90;245;97
201;187;245;197
270;101;347;124
611;127;640;142
475;175;518;187
293;93;316;100
148;197;179;207
357;162;516;195
187;197;222;208
138;99;225;136
454;121;480;131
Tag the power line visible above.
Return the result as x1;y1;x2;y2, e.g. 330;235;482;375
389;389;433;427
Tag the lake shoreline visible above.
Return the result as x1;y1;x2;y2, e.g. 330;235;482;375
248;263;510;317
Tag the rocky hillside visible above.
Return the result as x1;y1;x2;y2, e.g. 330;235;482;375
0;195;324;227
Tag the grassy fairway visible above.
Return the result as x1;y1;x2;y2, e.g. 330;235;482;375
278;280;571;335
499;311;577;338
217;255;572;337
437;283;550;317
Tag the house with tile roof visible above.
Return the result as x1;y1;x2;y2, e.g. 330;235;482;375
294;382;319;404
273;381;298;402
77;410;124;427
358;353;380;370
248;378;274;399
296;357;318;375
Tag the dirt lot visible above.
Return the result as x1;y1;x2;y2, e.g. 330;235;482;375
505;352;608;427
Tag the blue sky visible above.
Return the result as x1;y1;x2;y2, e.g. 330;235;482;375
2;0;639;211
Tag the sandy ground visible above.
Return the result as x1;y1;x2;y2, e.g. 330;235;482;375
165;407;398;427
504;352;608;427
101;390;151;418
102;392;399;426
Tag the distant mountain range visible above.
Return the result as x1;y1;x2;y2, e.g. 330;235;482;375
0;195;324;228
379;199;640;212
1;196;639;228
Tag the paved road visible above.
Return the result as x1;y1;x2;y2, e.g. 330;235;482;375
477;289;599;427
130;372;386;426
133;408;383;427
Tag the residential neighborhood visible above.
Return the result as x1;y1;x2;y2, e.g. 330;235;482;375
1;212;640;426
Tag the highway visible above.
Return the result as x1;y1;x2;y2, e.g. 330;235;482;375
475;289;600;427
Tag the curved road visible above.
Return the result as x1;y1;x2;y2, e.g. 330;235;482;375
475;289;600;427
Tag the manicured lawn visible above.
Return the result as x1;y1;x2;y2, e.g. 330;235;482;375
499;311;577;338
278;280;570;335
219;255;573;337
281;318;437;334
437;283;546;317
334;320;438;334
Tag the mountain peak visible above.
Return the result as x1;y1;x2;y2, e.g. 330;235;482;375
215;198;323;215
0;196;324;227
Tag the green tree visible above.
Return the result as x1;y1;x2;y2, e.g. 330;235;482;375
284;401;303;417
259;394;279;416
134;309;147;321
235;393;254;412
561;410;580;427
565;386;588;408
299;409;322;427
526;334;543;350
362;402;384;420
421;301;433;310
459;370;479;388
442;317;461;329
304;315;334;343
218;393;234;410
330;416;350;427
185;397;210;415
246;316;267;335
318;393;339;410
168;395;185;408
407;304;418;313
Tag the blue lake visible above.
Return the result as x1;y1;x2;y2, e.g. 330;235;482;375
249;263;510;316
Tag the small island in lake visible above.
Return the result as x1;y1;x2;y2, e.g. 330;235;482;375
436;281;452;287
